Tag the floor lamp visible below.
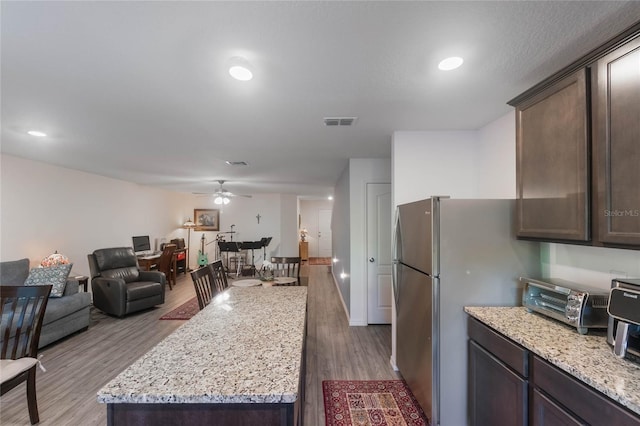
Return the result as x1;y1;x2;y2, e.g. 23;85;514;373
183;218;196;271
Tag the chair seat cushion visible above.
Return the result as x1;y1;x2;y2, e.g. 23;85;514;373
0;358;38;383
127;281;162;301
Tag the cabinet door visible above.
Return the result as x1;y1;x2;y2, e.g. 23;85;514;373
531;389;584;426
516;69;590;241
595;37;640;246
468;340;527;426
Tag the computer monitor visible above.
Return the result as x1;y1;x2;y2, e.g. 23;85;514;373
132;235;151;253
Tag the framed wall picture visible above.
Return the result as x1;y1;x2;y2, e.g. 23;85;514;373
194;209;220;231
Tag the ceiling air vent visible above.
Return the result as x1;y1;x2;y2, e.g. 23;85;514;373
225;161;248;166
324;117;357;126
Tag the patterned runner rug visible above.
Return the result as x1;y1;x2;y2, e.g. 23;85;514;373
159;297;199;320
323;380;429;426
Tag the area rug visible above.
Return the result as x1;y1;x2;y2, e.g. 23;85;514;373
309;257;332;265
323;380;429;426
159;297;199;320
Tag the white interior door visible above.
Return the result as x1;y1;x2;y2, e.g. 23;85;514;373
367;183;392;324
318;209;332;258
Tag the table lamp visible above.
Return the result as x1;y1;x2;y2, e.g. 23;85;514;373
40;250;70;267
183;218;196;271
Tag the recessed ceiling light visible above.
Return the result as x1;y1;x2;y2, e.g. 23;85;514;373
27;130;47;137
438;56;464;71
328;196;334;200
229;65;252;81
228;57;253;81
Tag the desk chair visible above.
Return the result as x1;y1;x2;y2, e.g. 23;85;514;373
157;244;177;290
270;256;301;285
1;285;52;425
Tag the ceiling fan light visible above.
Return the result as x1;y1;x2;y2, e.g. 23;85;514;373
214;196;223;205
223;197;230;205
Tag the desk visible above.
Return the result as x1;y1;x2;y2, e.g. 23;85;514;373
136;255;161;271
137;248;186;288
98;287;308;426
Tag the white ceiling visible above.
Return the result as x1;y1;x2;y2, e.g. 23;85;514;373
2;1;640;198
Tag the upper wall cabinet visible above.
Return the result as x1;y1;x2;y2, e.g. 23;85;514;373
510;21;640;249
515;69;590;242
594;37;640;246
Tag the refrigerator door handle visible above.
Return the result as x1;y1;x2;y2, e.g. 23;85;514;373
392;208;401;308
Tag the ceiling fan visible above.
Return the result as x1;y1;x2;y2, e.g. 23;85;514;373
194;180;252;205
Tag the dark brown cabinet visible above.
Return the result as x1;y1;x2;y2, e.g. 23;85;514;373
531;389;582;426
515;69;590;242
594;37;640;246
468;317;529;426
468;317;640;426
469;340;528;426
511;23;640;249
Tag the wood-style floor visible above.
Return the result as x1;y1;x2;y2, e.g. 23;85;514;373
0;265;398;425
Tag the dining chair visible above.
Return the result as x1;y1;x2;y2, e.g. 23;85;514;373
209;260;229;293
157;243;177;290
190;265;216;310
1;285;52;425
270;256;302;285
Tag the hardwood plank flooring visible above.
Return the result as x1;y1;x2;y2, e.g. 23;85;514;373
1;266;398;425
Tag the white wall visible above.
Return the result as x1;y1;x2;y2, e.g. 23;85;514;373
476;111;517;198
1;154;301;275
332;165;351;315
392;130;479;205
0;154;191;275
195;193;286;267
544;243;640;291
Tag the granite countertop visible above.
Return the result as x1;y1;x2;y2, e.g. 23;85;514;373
465;306;640;416
98;286;307;404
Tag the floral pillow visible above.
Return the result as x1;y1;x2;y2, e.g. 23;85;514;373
24;263;73;297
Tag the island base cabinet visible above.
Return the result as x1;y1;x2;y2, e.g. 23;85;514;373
107;401;299;426
468;340;528;426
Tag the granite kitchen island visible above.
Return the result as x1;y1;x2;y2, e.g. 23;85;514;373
98;286;308;426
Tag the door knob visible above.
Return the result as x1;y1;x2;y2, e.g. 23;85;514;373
369;257;375;262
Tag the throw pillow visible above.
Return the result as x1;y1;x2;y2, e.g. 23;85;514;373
24;263;73;297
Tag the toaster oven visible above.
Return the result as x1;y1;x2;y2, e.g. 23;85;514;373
521;277;609;334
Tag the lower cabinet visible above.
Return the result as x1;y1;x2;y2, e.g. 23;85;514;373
531;389;582;426
468;317;640;426
469;340;528;426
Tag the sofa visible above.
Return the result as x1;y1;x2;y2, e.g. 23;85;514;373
0;258;91;348
88;247;166;317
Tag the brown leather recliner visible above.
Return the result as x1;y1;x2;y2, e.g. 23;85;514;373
88;247;165;317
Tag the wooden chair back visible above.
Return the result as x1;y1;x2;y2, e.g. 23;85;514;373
157;243;177;290
210;260;228;293
1;285;51;360
270;256;301;285
1;285;52;424
190;265;216;310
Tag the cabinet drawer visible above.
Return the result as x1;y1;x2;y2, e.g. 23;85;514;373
533;356;640;425
467;317;528;377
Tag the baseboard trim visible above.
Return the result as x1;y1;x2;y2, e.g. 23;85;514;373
331;271;351;324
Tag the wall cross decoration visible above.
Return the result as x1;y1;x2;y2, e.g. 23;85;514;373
256;214;261;224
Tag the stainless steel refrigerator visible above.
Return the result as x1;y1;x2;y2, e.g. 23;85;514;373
393;197;540;426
